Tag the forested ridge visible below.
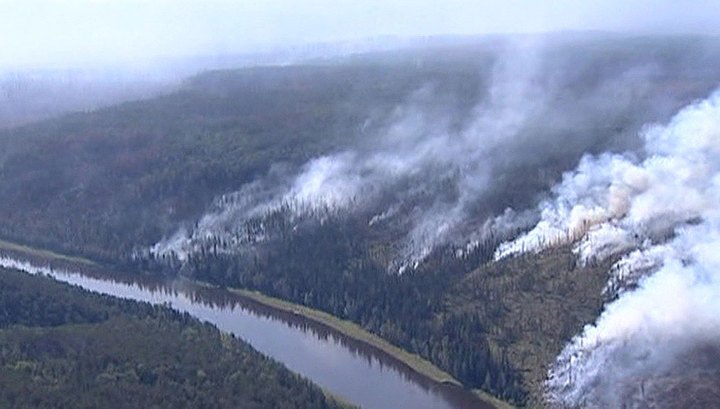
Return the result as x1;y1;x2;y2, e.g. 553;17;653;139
2;35;716;263
0;267;348;409
2;35;720;406
0;55;490;262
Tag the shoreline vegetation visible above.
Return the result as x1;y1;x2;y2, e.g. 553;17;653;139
0;238;513;409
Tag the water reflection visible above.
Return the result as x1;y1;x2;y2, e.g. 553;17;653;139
0;254;492;409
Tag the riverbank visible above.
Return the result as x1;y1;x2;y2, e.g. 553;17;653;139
0;239;98;267
0;238;513;409
229;288;520;409
231;287;461;385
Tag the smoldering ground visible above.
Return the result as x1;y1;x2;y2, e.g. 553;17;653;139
496;78;720;407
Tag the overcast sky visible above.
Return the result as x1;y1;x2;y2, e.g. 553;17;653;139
1;0;719;70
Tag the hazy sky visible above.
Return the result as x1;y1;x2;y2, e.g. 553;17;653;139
1;0;719;69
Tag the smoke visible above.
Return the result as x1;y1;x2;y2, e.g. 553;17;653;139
151;36;717;272
494;87;720;406
150;39;550;266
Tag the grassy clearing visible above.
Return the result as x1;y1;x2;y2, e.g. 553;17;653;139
0;239;98;267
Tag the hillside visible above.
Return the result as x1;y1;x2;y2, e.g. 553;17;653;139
444;246;618;405
1;35;717;262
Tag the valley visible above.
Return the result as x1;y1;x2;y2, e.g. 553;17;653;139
1;33;720;408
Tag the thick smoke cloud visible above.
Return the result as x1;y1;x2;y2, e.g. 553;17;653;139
151;36;716;273
150;40;504;254
496;88;720;406
151;39;551;268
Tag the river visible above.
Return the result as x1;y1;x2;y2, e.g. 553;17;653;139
0;255;494;409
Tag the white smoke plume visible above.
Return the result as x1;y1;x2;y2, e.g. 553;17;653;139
151;39;550;267
150;36;710;273
496;88;720;406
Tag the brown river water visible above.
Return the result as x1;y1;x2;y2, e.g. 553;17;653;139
0;255;495;409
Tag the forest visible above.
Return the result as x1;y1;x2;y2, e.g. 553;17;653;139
2;34;720;406
0;267;348;409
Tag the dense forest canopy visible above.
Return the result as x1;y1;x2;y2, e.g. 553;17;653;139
0;267;347;409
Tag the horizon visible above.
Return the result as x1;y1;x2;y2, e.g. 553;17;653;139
2;0;720;71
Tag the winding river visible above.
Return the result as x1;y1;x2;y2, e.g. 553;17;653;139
0;255;494;409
